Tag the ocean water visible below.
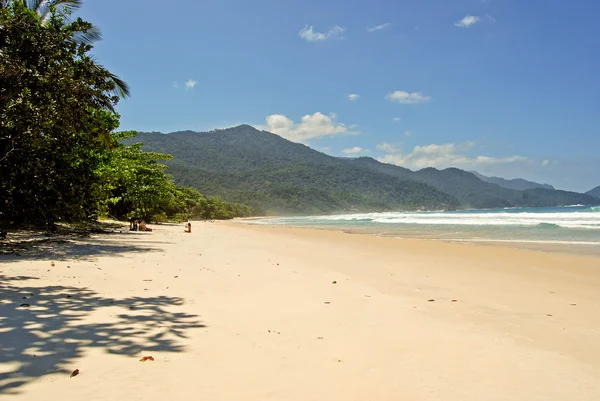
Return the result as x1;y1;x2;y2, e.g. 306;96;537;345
250;206;600;250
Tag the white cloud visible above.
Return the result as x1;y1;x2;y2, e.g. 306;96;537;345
258;112;358;143
342;146;369;154
377;141;534;170
377;143;400;153
367;23;391;32
386;91;431;104
185;79;197;89
299;25;345;41
455;15;481;28
392;117;402;122
347;93;360;102
542;160;550;167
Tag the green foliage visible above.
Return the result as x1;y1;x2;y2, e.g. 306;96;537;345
95;131;176;220
0;0;130;96
169;186;254;221
0;3;120;227
95;133;255;222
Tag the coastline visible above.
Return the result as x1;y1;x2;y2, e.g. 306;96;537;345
238;217;600;257
2;221;600;400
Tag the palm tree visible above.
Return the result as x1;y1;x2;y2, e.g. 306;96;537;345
1;1;81;24
1;0;130;98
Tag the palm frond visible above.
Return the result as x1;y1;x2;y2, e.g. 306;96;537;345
28;0;49;12
108;71;130;98
40;0;82;12
38;0;82;24
89;57;131;99
73;23;101;44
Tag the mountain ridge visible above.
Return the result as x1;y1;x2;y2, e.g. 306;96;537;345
348;158;598;209
586;186;600;198
130;127;460;214
131;125;600;214
470;171;555;191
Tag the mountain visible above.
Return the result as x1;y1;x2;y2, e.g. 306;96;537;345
470;172;554;191
350;158;598;209
586;186;600;198
131;126;459;214
132;125;600;214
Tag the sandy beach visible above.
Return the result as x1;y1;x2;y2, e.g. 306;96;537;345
1;221;600;400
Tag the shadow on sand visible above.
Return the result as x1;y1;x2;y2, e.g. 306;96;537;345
0;231;170;263
0;275;205;395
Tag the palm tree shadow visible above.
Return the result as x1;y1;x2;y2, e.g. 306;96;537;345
0;276;205;395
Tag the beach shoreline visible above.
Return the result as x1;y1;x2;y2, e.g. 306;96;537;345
238;205;600;257
2;221;600;400
236;217;600;257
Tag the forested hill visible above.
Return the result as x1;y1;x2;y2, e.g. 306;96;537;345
350;158;599;209
133;125;600;214
132;126;459;214
470;172;555;191
136;126;340;171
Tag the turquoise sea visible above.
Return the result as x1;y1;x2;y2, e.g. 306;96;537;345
250;205;600;252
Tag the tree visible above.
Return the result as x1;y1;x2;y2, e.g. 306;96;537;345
0;0;130;97
1;1;82;22
94;132;255;222
175;186;209;220
0;3;123;227
95;131;180;221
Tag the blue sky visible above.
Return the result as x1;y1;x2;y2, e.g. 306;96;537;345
78;0;600;192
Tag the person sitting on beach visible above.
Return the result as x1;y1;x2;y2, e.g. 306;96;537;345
129;218;140;231
184;222;191;233
139;221;153;232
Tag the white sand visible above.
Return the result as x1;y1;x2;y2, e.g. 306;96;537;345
1;221;599;400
